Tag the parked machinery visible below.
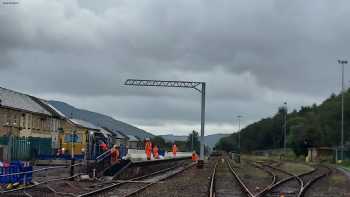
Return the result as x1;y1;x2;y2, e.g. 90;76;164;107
58;130;109;160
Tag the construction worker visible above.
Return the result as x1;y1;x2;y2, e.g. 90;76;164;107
153;145;159;159
192;151;198;162
172;144;177;157
111;145;120;165
145;138;152;160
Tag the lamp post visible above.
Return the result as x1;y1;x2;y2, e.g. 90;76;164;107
283;102;287;156
192;130;195;151
235;115;242;163
237;115;242;152
339;59;348;161
70;128;76;180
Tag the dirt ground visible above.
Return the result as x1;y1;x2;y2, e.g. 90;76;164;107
232;159;274;195
133;159;215;197
304;167;350;197
278;162;314;175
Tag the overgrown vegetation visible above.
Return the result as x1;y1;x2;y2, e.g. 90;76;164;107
215;91;350;156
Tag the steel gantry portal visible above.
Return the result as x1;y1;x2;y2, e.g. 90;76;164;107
124;79;206;162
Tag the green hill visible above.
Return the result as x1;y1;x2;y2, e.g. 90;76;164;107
215;91;348;156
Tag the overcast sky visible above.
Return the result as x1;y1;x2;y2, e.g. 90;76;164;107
0;0;349;135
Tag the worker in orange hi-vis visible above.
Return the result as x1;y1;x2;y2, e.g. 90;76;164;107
172;144;177;157
153;145;159;159
145;139;152;160
192;151;198;162
111;145;120;165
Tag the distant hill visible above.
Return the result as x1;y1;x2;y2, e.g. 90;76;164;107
48;100;154;139
205;134;230;148
160;134;187;142
160;133;229;148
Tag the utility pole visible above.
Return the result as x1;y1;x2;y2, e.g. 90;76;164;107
237;115;242;152
236;115;242;163
192;130;195;151
283;102;287;156
200;83;206;163
339;59;348;161
70;128;76;180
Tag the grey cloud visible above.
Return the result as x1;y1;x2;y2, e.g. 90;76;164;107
0;0;349;134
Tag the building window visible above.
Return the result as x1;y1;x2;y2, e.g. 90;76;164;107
64;134;82;143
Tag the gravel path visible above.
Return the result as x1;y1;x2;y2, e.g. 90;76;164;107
303;166;350;197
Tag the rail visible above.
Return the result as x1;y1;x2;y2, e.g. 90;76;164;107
78;161;194;197
297;165;331;197
225;159;255;197
209;160;219;197
255;162;330;197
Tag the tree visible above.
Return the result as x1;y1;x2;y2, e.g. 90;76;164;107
214;89;350;155
186;131;200;154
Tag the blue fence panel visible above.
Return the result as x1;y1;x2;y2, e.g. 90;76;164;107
0;161;33;184
20;166;32;184
0;167;10;184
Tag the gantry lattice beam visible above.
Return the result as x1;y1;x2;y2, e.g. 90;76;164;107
124;79;203;92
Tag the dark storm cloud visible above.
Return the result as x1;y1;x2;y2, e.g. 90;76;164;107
0;0;349;134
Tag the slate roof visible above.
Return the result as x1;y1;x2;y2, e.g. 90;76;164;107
102;127;127;139
127;135;139;142
38;99;67;118
70;118;100;130
0;87;51;115
98;127;113;138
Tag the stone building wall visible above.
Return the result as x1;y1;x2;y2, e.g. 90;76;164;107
0;107;62;138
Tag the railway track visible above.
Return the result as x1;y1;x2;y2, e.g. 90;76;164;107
257;162;331;197
2;157;332;197
210;158;245;197
76;161;195;197
210;157;331;197
209;157;276;197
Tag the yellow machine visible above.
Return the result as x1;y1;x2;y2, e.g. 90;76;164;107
58;130;88;156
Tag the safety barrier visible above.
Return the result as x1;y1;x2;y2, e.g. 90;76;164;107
37;154;85;161
0;161;32;184
0;162;84;194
